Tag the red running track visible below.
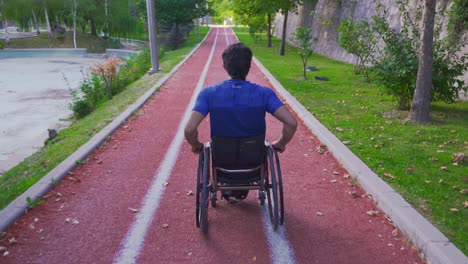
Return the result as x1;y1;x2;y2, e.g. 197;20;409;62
0;27;425;264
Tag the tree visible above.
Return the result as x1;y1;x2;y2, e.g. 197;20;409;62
337;18;377;80
230;0;278;48
70;0;78;48
278;0;302;56
155;0;199;49
408;0;436;123
370;1;466;110
290;26;313;79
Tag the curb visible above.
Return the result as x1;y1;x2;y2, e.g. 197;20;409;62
253;56;467;264
0;29;212;232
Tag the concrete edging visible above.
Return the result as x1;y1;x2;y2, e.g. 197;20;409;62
253;56;467;264
0;29;212;232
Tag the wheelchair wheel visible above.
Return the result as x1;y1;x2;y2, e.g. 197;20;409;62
273;150;285;225
267;147;279;231
195;151;204;228
200;147;210;233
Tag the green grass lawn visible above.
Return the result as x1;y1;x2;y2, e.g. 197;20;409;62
5;31;121;53
0;26;210;210
234;28;467;254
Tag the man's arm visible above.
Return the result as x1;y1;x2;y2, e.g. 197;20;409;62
184;111;205;153
272;105;298;152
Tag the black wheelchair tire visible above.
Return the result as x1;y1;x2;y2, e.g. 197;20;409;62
200;147;210;234
267;147;279;231
196;151;203;228
274;150;285;225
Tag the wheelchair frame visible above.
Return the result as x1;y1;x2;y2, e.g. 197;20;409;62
196;140;284;233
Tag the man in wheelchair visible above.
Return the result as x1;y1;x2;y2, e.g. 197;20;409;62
184;42;297;202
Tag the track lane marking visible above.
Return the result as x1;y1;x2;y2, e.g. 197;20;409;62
113;28;219;264
226;27;297;264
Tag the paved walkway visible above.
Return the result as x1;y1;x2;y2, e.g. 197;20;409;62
0;26;460;264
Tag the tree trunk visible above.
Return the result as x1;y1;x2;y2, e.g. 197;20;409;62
4;20;9;44
72;0;77;48
104;0;109;37
31;9;40;34
267;13;272;48
409;0;436;123
90;16;97;36
44;3;52;39
280;10;288;56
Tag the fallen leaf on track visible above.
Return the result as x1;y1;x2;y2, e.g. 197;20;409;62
450;208;459;213
384;173;395;179
3;251;9;257
367;210;379;217
0;247;7;252
316;212;323;216
163;182;169;187
8;238;17;245
187;191;194;196
128;208;138;213
162;224;169;229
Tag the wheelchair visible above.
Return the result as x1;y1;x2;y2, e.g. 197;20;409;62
195;135;284;233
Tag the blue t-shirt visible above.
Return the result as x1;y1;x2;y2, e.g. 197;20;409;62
193;79;284;137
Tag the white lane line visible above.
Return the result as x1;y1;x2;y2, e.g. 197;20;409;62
113;28;220;264
261;203;298;264
227;26;298;264
224;26;230;46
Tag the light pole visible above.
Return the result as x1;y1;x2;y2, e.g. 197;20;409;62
146;0;160;74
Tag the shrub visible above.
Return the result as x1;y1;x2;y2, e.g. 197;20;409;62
369;2;467;109
290;27;313;80
90;56;122;100
0;40;4;49
69;48;152;118
337;18;377;79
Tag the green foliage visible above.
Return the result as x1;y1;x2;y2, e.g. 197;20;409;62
337;18;377;79
290;26;313;79
0;41;4;49
248;14;268;42
369;2;467;110
371;13;419;110
113;48;153;94
26;197;44;209
69;48;153;118
447;0;468;47
69;72;106;118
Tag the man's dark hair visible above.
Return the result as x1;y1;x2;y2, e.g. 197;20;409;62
222;43;252;80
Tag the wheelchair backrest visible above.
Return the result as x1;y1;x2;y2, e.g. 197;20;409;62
211;135;266;170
